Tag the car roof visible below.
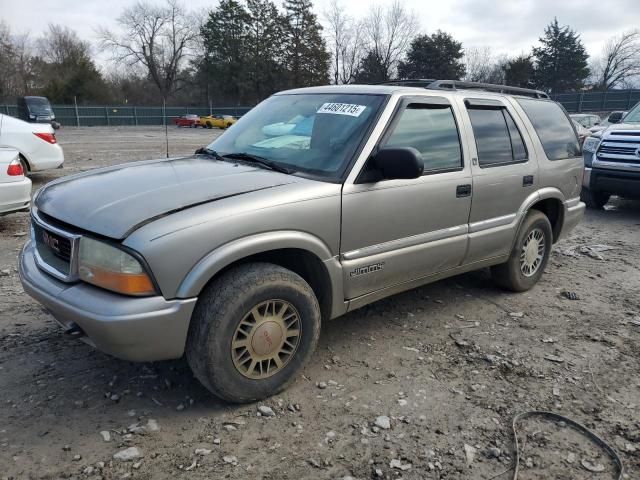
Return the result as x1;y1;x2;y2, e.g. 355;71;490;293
276;84;551;102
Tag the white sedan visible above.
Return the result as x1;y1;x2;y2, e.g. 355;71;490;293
0;114;64;174
0;147;31;216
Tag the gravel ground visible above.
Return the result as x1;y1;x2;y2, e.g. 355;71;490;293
1;126;639;480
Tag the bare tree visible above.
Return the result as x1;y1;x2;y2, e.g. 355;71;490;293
591;30;640;90
463;46;508;85
98;0;197;100
37;24;91;64
323;0;365;84
362;1;418;80
463;46;493;82
0;22;34;100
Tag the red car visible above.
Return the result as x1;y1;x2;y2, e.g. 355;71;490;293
172;114;201;128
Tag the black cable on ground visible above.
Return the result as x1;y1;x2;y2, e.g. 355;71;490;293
492;411;624;480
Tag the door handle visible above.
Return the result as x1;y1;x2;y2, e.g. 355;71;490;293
523;175;534;187
456;184;472;197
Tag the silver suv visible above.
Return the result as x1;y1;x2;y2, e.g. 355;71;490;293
19;82;585;403
581;102;640;208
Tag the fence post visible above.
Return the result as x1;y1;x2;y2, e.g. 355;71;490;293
105;107;110;126
578;93;584;113
134;107;138;126
602;91;608;111
628;89;634;110
4;105;9;115
73;97;80;127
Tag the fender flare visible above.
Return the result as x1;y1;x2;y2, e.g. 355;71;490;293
175;231;344;310
510;187;566;249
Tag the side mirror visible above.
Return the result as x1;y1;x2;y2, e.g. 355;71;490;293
371;147;424;180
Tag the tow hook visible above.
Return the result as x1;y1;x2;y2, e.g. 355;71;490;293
64;323;85;339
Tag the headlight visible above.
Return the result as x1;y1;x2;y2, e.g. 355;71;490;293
582;136;600;153
78;237;156;296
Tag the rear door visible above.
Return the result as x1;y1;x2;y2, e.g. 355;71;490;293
456;97;539;264
341;96;472;299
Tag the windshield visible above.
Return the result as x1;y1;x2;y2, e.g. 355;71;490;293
207;93;386;180
27;98;53;115
623;103;640;123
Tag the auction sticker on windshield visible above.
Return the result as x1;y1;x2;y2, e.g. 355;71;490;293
317;103;366;117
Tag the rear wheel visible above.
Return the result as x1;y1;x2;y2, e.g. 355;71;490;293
491;210;553;292
581;188;609;209
186;263;321;403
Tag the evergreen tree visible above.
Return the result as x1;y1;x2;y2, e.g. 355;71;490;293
397;31;465;80
353;50;388;83
532;18;589;93
283;0;330;87
201;0;251;104
504;55;535;88
245;0;287;102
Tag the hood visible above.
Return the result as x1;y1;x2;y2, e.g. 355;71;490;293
35;156;297;239
592;121;640;138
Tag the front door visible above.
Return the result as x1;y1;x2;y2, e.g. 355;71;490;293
341;96;472;299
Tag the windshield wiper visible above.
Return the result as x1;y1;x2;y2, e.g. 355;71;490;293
194;147;224;160
221;152;294;174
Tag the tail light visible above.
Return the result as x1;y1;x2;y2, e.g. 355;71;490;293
7;158;24;176
34;132;57;144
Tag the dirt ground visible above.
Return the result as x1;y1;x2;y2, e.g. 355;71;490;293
1;126;639;480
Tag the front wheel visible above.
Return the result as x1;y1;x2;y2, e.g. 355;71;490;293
491;210;553;292
581;188;610;209
186;263;321;403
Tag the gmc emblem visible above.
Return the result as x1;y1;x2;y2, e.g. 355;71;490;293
42;231;60;253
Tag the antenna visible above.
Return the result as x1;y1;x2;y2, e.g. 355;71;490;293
163;97;169;159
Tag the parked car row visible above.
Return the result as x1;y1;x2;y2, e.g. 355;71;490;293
172;114;238;129
0;113;65;217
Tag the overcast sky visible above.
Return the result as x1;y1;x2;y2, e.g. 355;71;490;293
2;0;640;68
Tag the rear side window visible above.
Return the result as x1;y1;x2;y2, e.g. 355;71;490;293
516;99;580;160
384;104;462;172
467;108;528;167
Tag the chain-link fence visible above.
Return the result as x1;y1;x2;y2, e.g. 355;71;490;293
0;104;253;127
550;89;640;113
2;90;639;125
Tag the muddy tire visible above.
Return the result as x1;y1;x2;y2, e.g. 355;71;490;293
491;210;553;292
186;263;321;403
581;188;609;209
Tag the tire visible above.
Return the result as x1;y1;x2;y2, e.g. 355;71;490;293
186;262;321;403
580;188;610;209
491;210;553;292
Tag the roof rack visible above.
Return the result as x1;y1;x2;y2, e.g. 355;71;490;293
377;79;549;99
378;79;437;87
427;80;549;99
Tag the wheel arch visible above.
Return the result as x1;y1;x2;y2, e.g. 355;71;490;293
176;231;345;321
516;188;566;244
17;152;31;171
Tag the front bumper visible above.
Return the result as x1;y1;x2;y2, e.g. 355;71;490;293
19;241;197;361
587;166;640;199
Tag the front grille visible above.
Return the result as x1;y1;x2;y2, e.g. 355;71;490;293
598;145;637;155
596;138;640;164
31;210;80;281
611;131;640;136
